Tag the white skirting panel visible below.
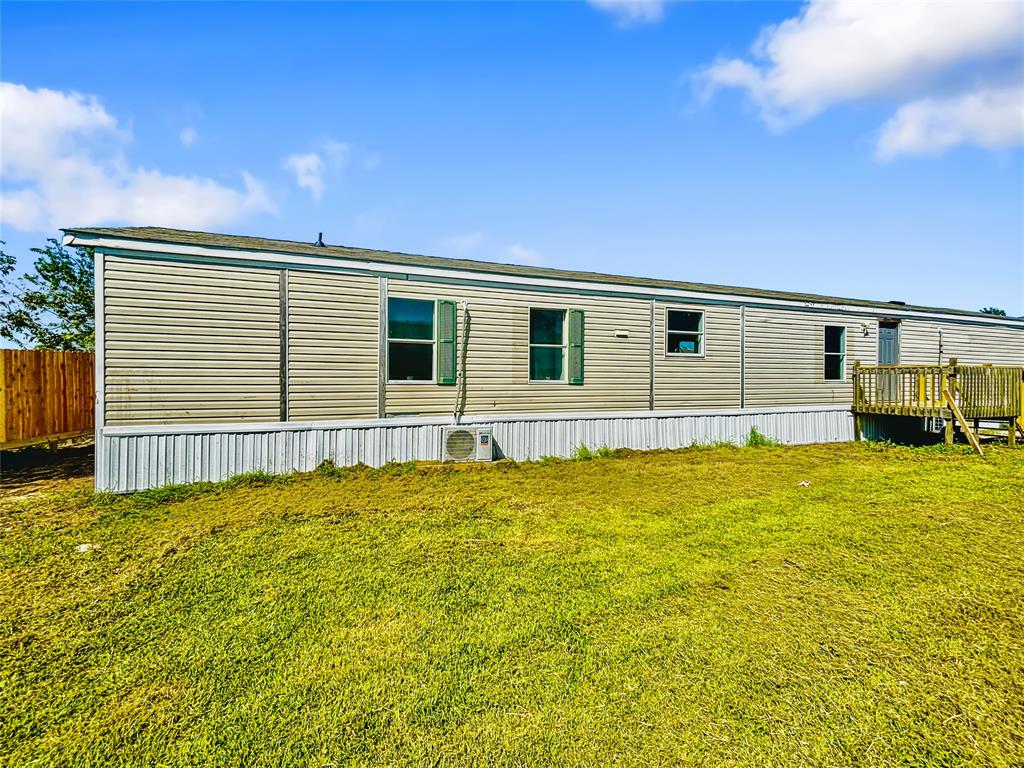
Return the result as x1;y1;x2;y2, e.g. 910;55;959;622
97;406;854;492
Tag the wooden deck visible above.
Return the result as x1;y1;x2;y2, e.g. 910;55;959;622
852;361;1024;453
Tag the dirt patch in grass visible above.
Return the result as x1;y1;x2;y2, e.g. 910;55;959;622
2;443;1023;767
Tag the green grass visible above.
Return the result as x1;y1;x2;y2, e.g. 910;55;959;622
2;443;1023;767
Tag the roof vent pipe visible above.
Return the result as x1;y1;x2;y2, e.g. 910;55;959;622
315;232;325;247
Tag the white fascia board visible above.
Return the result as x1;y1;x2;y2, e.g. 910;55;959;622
69;234;1024;329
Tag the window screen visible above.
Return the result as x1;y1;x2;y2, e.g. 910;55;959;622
667;309;704;355
824;325;846;381
388;298;434;381
529;308;566;381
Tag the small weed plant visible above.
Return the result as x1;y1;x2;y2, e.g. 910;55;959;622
745;426;781;447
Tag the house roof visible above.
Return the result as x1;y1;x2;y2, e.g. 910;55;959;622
64;225;1020;322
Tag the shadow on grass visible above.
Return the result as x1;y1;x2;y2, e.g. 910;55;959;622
1;442;94;499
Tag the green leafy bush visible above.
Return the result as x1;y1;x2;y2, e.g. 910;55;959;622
745;426;781;448
571;445;596;461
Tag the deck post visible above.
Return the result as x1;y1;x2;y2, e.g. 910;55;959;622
1018;376;1024;440
851;361;861;441
852;361;860;399
944;360;956;445
1010;419;1017;448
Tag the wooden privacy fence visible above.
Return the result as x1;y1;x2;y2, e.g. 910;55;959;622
0;349;95;450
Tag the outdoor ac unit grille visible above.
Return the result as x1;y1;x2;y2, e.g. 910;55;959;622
445;429;476;460
441;426;493;462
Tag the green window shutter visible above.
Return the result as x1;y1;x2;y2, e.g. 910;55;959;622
437;299;457;385
568;308;584;385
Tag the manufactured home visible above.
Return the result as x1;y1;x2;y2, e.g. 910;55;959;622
63;226;1024;492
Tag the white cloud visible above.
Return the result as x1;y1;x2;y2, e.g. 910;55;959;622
699;1;1022;126
179;126;198;147
588;0;665;27
0;82;275;232
282;138;373;200
1;83;120;173
696;0;1024;158
501;244;543;267
442;234;542;265
322;139;352;169
444;234;544;268
282;152;326;201
443;232;485;253
876;86;1024;160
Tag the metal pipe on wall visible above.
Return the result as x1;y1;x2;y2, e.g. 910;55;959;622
279;270;289;422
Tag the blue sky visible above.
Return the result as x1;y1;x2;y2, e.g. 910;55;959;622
2;1;1022;314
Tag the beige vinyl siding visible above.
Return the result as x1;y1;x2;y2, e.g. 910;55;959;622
103;255;280;425
654;303;741;409
880;319;1023;366
744;308;875;407
102;252;1024;427
933;323;1024;366
892;320;941;365
385;280;651;416
287;270;379;420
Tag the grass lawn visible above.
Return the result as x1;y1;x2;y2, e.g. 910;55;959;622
2;442;1023;767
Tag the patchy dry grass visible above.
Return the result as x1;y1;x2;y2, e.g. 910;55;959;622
2;443;1023;767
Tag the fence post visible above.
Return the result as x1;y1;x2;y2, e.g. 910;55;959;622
0;350;6;445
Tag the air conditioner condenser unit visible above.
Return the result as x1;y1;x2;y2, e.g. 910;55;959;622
441;425;493;462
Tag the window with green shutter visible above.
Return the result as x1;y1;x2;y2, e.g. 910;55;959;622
529;308;566;382
568;309;584;385
387;297;435;382
436;299;457;385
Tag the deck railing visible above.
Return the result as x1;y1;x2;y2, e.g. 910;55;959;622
853;362;1023;420
952;365;1023;419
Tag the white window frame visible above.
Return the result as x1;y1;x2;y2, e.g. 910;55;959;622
823;325;847;382
387;297;436;385
528;306;568;384
665;307;706;358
